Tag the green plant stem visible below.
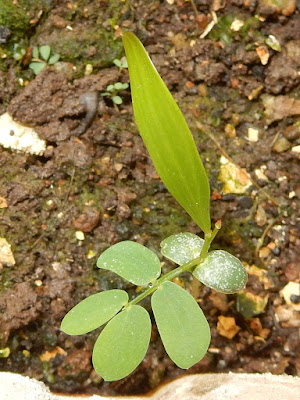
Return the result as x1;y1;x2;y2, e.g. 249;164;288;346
127;223;221;308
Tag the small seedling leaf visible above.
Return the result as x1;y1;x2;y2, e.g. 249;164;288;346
29;62;46;75
112;95;123;104
113;58;122;67
60;290;128;335
106;84;114;91
114;82;124;90
48;53;60;65
152;281;210;369
123;32;211;234
39;45;51;61
121;58;128;68
161;232;204;265
92;305;151;381
97;241;161;286
193;250;247;294
32;47;39;59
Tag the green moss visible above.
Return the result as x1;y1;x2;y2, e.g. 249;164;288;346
0;1;30;34
0;0;53;38
50;30;123;71
209;14;235;45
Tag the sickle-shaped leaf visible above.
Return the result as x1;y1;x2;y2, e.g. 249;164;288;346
97;241;161;286
161;232;204;265
193;250;247;294
122;32;211;234
60;290;128;335
152;281;210;369
92;305;151;381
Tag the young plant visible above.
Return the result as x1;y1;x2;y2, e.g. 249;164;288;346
61;32;247;381
29;45;60;75
101;81;129;106
113;56;128;73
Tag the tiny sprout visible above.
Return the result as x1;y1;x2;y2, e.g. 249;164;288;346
101;81;129;106
113;56;128;73
29;45;60;75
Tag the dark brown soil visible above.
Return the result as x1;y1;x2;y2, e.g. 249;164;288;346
0;0;299;396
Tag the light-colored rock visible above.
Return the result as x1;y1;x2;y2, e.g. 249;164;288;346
218;156;252;194
1;372;300;400
262;95;300;123
0;112;46;155
0;237;15;267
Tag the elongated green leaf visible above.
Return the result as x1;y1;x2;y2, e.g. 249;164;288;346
161;232;204;265
122;32;211;234
60;290;128;335
193;250;247;294
97;241;161;286
92;305;151;381
152;281;210;369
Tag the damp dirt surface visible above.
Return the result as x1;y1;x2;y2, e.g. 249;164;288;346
0;0;300;396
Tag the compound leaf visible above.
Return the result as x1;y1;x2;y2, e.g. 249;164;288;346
161;232;204;265
97;241;161;286
92;305;151;381
152;281;210;369
193;250;247;294
123;32;211;234
60;290;128;335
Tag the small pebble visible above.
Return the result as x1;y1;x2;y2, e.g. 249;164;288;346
75;231;85;241
237;196;253;209
284;125;300;141
273;137;291;153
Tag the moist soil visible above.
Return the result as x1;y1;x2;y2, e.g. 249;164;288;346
0;0;300;396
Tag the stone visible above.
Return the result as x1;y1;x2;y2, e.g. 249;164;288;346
0;112;46;155
1;372;300;400
262;95;300;123
273;137;291;153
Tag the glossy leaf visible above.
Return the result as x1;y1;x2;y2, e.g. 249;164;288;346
97;241;161;286
122;32;211;234
152;281;210;369
161;232;204;265
60;290;128;335
92;305;151;381
39;45;51;61
193;250;247;294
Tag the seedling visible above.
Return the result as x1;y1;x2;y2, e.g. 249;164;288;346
61;32;247;381
101;81;129;106
29;45;60;75
113;56;128;73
